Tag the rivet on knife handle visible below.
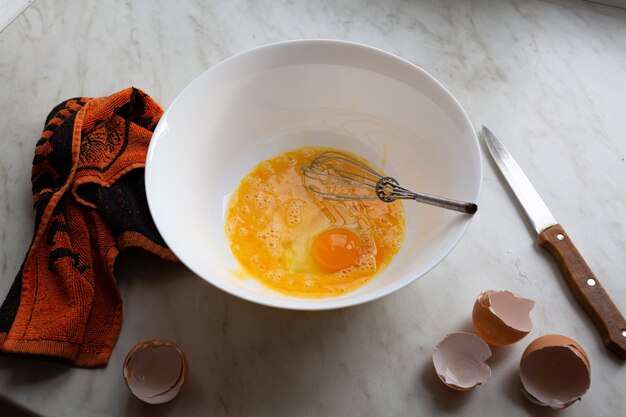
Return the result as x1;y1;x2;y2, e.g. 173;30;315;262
538;224;626;359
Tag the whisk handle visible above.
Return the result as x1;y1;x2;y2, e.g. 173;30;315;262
412;192;478;214
376;177;477;214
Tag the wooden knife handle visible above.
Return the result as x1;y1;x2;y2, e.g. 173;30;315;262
538;224;626;359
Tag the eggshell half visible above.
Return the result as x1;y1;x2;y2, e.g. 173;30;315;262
432;332;492;391
472;290;535;345
123;339;188;404
520;334;591;409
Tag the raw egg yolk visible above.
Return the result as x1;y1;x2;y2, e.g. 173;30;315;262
311;228;363;272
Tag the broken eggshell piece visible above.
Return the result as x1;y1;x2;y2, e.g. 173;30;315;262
520;334;591;409
472;290;535;345
123;339;188;404
432;332;492;391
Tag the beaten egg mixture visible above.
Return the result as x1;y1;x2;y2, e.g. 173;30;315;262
225;146;405;298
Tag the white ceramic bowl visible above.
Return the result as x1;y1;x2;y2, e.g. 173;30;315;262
146;40;482;310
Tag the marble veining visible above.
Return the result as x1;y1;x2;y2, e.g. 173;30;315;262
1;0;626;416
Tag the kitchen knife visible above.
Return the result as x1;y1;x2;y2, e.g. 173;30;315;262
481;125;626;359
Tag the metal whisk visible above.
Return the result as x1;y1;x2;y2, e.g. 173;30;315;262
302;151;477;214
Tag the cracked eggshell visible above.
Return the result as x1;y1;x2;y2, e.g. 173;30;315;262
520;334;591;409
123;339;188;404
432;332;492;391
472;290;535;345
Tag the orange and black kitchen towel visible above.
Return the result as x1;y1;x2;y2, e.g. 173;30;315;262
0;87;177;367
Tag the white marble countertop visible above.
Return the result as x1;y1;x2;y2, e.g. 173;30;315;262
1;0;625;416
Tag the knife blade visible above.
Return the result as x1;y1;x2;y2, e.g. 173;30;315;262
481;125;626;359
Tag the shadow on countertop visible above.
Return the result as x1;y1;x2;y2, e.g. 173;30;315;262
0;395;39;417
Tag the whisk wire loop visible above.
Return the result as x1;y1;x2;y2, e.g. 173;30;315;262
302;151;477;214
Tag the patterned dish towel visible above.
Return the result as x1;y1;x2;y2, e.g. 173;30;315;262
0;88;177;367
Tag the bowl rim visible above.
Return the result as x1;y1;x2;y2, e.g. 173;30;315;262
145;38;482;310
